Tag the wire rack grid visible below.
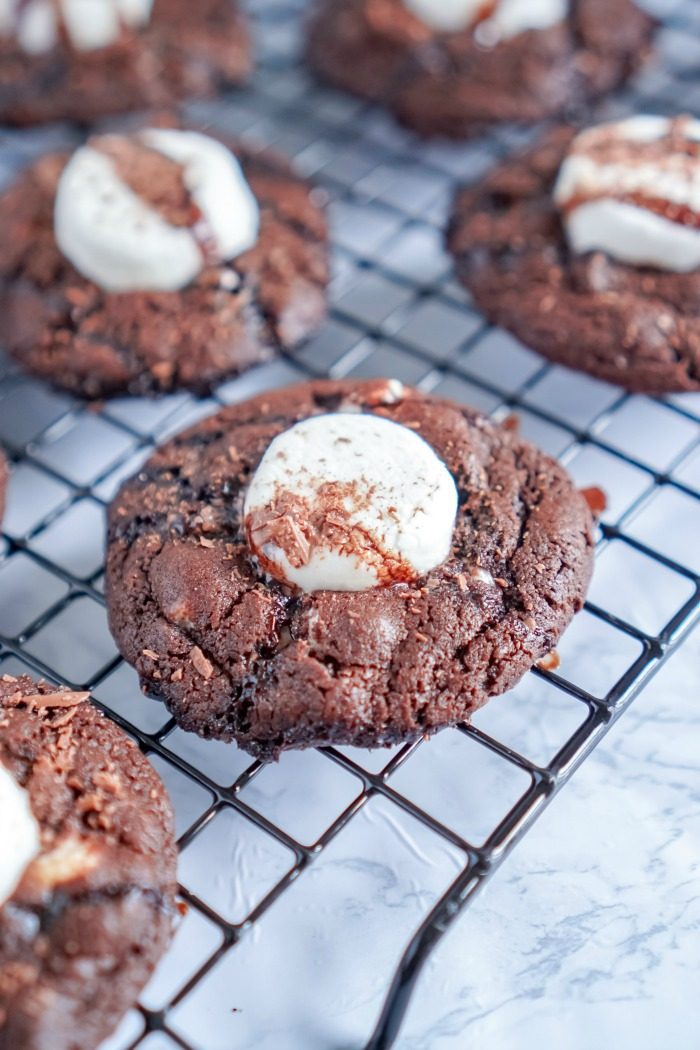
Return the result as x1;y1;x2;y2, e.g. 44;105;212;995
1;1;700;1048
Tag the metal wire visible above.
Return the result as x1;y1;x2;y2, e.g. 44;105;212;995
0;1;699;1047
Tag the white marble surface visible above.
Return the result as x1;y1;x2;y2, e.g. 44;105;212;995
399;623;700;1050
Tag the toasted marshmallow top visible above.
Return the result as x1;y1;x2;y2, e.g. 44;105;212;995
0;0;152;54
402;0;566;40
244;409;458;593
0;762;41;906
54;128;260;293
554;115;700;273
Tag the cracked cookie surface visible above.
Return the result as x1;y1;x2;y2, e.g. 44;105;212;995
0;675;177;1050
0;136;328;399
106;378;594;759
448;126;700;393
0;0;251;127
306;0;654;138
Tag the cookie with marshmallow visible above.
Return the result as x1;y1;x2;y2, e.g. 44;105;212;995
0;124;328;398
307;0;653;138
106;378;594;758
0;675;177;1050
449;114;700;392
0;0;251;126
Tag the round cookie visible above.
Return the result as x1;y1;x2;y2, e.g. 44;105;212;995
306;0;654;138
0;674;177;1050
448;121;700;393
0;127;329;399
0;0;251;127
0;450;7;525
105;378;595;759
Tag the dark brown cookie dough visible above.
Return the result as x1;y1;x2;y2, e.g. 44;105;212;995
105;378;594;759
0;675;177;1050
0;451;7;525
0;0;251;127
448;126;700;393
306;0;654;138
0;134;329;399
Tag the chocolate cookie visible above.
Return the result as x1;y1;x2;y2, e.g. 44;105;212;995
0;674;177;1050
0;0;251;127
0;451;7;525
306;0;654;138
0;126;329;399
448;119;700;393
105;378;594;759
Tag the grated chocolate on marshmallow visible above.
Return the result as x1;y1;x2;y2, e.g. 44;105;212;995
54;128;260;293
244;411;459;593
554;114;700;273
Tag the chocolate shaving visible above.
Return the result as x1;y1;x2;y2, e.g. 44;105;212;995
92;134;199;229
562;190;700;230
191;646;214;680
48;709;80;729
20;691;90;709
564;116;700;229
246;479;416;585
580;486;608;517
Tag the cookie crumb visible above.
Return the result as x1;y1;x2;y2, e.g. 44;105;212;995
191;646;214;680
537;650;561;672
580;485;607;517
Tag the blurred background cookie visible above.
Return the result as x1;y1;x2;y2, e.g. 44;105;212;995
448;115;700;393
0;124;329;398
306;0;655;138
0;0;252;126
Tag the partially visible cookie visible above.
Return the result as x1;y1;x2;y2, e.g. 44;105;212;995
105;377;594;759
448;115;700;393
0;0;251;127
0;451;7;525
306;0;654;138
0;675;177;1050
0;125;329;399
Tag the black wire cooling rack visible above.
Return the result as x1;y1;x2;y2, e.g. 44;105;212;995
1;1;700;1047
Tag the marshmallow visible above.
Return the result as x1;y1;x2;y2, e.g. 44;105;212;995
54;129;260;293
0;762;41;906
60;0;153;51
554;115;700;273
15;0;57;54
402;0;566;39
244;412;458;592
0;0;152;53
